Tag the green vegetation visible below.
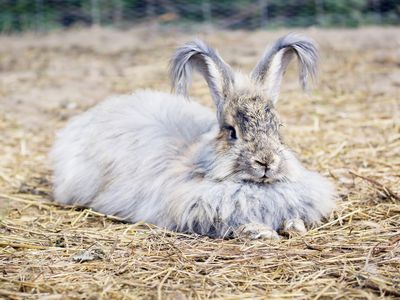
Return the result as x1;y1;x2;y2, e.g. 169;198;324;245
0;0;399;32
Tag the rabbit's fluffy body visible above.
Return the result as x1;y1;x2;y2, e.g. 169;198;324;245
51;34;336;238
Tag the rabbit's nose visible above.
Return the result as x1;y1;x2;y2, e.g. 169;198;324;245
254;159;271;171
254;155;280;173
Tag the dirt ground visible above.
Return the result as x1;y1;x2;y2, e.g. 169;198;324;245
0;26;399;299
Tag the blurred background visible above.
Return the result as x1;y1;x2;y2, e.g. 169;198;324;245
1;0;399;32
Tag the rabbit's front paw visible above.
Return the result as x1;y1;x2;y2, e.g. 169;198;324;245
234;223;280;240
282;218;307;235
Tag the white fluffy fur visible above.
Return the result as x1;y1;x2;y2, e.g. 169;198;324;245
51;90;336;238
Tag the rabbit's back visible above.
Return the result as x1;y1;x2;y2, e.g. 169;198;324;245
51;90;216;220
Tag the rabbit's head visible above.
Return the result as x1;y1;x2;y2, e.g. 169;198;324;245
170;34;318;183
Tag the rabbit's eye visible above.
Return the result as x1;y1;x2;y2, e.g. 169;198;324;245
224;125;237;140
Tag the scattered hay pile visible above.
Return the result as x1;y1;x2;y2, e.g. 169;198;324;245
0;27;399;299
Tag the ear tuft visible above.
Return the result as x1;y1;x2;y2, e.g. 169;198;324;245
169;40;234;114
169;40;208;98
251;33;319;103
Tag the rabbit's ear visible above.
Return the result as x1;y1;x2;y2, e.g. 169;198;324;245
170;40;234;116
251;33;318;104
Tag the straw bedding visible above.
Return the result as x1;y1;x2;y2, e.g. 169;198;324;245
0;26;399;299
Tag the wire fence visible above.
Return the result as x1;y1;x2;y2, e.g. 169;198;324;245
1;0;399;32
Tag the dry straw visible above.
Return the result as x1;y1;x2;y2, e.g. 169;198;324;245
0;27;399;299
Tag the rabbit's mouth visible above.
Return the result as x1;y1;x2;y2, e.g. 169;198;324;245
259;174;283;184
261;175;276;183
244;160;286;183
230;157;287;184
240;175;282;185
238;170;285;184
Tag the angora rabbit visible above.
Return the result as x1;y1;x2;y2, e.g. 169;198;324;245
51;34;336;239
